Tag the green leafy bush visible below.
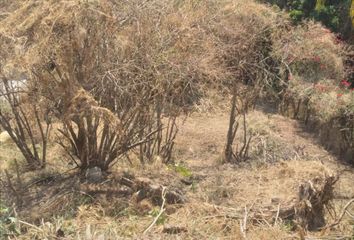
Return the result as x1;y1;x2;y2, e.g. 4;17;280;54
263;0;353;41
313;5;340;31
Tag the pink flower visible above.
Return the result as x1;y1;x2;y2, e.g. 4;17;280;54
341;80;351;87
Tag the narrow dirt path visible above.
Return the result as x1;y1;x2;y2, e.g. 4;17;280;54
169;110;354;238
177;110;346;168
176;109;354;205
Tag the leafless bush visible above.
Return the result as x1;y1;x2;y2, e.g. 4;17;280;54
56;89;122;171
214;8;278;163
56;88;167;171
224;98;252;163
137;109;179;164
223;79;269;162
0;76;51;170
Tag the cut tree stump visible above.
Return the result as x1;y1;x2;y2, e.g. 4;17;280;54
294;175;338;231
209;175;338;232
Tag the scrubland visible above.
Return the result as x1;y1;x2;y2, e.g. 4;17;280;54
0;0;353;239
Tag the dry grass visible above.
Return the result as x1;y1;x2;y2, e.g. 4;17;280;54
0;0;353;239
0;142;24;172
3;109;352;239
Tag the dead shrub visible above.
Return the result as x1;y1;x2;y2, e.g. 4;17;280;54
57;89;125;171
0;76;51;170
0;0;224;171
214;4;280;163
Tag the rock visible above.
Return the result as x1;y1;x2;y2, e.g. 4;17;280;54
136;188;148;202
180;178;193;185
162;225;187;234
85;167;103;183
0;131;12;143
165;190;186;204
165;205;179;215
135;177;153;188
147;185;185;205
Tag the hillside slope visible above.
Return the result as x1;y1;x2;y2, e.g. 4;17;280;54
1;108;353;239
0;0;353;239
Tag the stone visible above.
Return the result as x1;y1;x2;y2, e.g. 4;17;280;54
0;131;12;143
162;225;187;234
85;167;103;183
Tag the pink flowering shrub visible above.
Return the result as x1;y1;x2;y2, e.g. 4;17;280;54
273;22;345;84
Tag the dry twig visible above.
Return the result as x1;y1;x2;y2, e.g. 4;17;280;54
321;198;354;231
240;206;248;240
143;186;167;234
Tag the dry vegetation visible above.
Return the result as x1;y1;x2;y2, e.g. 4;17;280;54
0;0;353;239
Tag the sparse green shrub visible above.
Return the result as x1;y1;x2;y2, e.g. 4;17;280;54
314;5;340;31
170;163;192;177
0;201;20;238
148;208;167;225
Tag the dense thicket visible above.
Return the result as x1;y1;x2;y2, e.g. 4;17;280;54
0;0;352;170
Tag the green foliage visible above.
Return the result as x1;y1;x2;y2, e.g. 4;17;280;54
264;0;353;40
282;220;296;231
0;201;20;238
78;195;93;206
290;9;304;23
148;208;167;225
312;5;340;31
170;163;192;177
